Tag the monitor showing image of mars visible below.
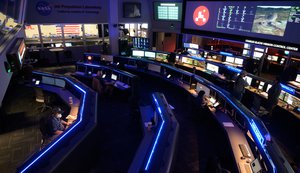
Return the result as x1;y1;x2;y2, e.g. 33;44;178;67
251;6;291;36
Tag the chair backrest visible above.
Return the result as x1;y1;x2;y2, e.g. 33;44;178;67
92;77;104;95
34;87;45;103
39;116;50;138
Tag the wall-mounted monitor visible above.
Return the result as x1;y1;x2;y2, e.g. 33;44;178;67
183;1;300;49
132;50;145;57
144;51;156;59
206;63;219;73
296;74;300;83
154;2;182;21
225;56;235;63
123;3;141;18
235;58;244;65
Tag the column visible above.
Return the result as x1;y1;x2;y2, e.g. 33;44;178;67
108;0;119;55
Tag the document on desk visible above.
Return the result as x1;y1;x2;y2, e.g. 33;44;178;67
223;122;234;127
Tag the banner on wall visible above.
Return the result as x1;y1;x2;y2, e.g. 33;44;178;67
26;0;108;23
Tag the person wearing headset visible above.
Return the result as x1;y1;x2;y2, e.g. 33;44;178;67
48;107;68;138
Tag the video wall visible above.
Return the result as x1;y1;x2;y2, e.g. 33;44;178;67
183;1;300;47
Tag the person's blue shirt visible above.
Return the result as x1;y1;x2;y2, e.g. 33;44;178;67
49;116;65;136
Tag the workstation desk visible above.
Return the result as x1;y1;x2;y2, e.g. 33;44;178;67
17;71;97;173
113;55;294;173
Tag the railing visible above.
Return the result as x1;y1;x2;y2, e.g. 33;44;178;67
17;71;97;173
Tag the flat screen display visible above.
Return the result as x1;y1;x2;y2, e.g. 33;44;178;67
253;52;264;59
206;63;219;73
182;56;193;65
244;76;252;85
296;74;300;82
271;56;278;61
132;50;145;57
145;51;156;59
123;3;141;18
184;43;199;49
187;48;199;55
183;1;300;47
55;43;62;47
156;52;169;62
226;56;235;63
154;2;182;21
65;43;72;47
111;74;117;80
235;58;244;65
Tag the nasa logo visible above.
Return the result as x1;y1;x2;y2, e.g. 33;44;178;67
193;6;209;26
36;1;52;16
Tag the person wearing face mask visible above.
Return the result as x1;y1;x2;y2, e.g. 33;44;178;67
48;107;68;138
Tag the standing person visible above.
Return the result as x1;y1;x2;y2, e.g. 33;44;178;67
232;71;249;101
264;76;282;116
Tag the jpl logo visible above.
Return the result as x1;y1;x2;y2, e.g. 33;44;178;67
193;6;209;26
36;1;52;16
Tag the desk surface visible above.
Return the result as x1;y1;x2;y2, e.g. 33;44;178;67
213;110;254;173
37;84;80;118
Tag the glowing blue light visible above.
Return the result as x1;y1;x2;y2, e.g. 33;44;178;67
83;63;101;68
226;65;242;73
280;83;295;95
191;56;205;61
220;51;233;56
144;94;166;171
20;72;87;173
249;119;265;146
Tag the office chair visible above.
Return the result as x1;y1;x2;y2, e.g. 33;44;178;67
34;87;52;112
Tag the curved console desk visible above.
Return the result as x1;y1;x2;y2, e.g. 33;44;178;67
129;92;179;173
17;71;97;173
113;56;294;173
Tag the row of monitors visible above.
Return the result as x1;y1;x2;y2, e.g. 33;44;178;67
77;65;118;81
132;50;169;61
50;43;73;48
225;56;244;65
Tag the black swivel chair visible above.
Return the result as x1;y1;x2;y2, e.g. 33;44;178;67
34;87;52;112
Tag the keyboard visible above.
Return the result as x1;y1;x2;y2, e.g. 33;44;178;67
239;144;251;158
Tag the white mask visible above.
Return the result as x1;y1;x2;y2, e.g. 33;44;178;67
57;114;62;119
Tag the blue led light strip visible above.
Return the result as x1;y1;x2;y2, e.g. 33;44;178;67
20;72;87;173
226;65;242;73
280;83;295;95
144;94;165;171
220;51;233;56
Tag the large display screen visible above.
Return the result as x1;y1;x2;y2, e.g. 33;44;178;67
183;1;300;48
154;2;182;21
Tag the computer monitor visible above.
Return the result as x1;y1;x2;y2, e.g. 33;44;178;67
279;91;285;100
209;97;216;104
132;50;144;57
235;58;243;65
181;56;193;65
266;84;272;92
206;63;219;73
212;55;217;59
144;51;156;59
287;95;293;105
296;74;300;83
111;74;117;80
271;56;278;61
55;43;62;47
187;48;198;55
258;81;265;90
42;76;55;85
35;80;40;85
226;56;235;63
155;52;168;62
102;74;106;78
65;42;72;47
148;63;161;73
196;82;210;96
244;76;252;86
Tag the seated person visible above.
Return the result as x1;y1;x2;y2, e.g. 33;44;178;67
195;90;207;108
93;70;114;96
44;107;68;140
